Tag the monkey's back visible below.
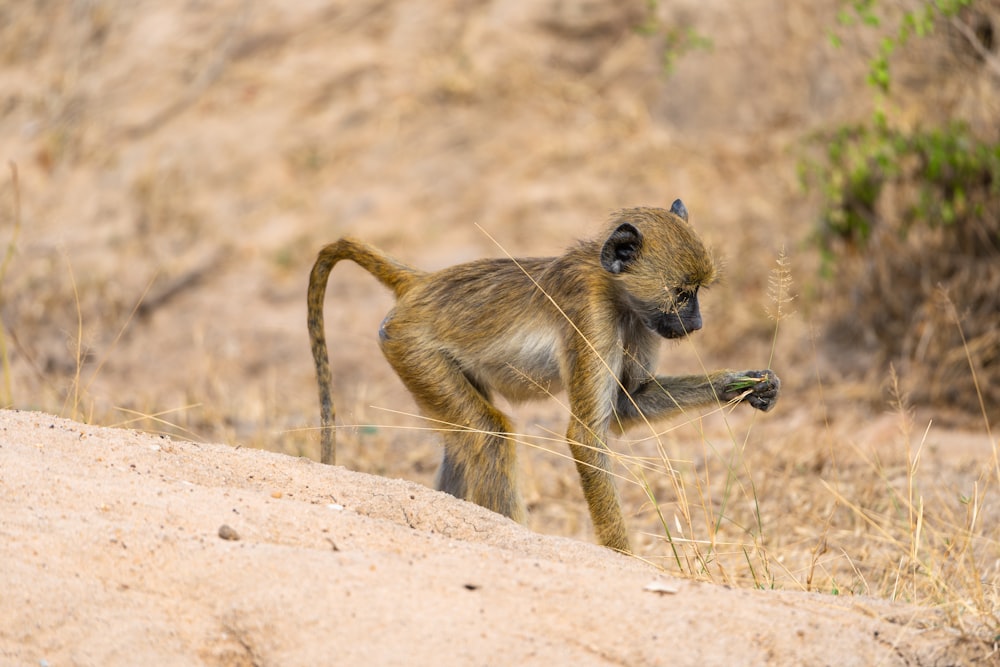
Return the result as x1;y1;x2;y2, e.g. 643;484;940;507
386;257;569;401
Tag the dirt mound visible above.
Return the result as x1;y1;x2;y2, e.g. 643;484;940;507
0;410;988;666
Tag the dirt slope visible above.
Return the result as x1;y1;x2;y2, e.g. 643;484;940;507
0;410;985;666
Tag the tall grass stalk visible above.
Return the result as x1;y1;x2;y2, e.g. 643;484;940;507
1;162;22;407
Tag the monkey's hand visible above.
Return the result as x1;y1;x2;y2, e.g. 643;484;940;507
720;370;780;412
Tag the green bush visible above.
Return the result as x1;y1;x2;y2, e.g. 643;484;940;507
818;118;1000;253
809;1;1000;420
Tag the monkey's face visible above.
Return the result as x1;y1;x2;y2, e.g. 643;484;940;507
648;288;702;339
600;202;716;341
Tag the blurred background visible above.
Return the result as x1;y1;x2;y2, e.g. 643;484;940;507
1;0;998;601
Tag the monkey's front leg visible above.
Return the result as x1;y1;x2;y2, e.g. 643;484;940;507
564;357;633;552
614;369;781;428
565;421;631;553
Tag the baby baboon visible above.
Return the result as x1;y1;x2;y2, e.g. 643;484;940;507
308;200;780;552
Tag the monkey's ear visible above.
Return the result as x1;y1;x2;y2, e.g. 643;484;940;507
600;223;643;274
670;199;689;222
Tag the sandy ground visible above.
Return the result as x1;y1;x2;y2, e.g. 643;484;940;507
0;409;991;666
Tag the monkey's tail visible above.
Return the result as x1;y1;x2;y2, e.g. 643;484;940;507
307;238;421;465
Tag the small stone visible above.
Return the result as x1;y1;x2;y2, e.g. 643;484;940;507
218;524;240;541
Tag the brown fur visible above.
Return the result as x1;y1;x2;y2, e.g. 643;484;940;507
307;202;780;552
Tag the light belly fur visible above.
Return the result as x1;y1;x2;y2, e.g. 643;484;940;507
471;328;563;401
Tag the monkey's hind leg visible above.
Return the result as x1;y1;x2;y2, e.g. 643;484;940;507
379;336;527;524
435;421;525;525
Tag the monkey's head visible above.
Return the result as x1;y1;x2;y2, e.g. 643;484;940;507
600;200;717;339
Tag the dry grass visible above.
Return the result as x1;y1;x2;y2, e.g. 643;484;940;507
823;208;1000;422
612;313;1000;638
0;162;21;407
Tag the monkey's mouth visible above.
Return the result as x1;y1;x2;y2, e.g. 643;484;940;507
648;311;702;339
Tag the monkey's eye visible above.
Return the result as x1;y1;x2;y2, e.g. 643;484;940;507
665;287;699;313
672;288;695;303
662;289;686;312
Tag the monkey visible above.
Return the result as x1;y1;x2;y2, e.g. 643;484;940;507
307;200;780;552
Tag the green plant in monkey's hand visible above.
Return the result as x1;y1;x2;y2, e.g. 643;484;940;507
725;373;771;394
722;370;780;413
